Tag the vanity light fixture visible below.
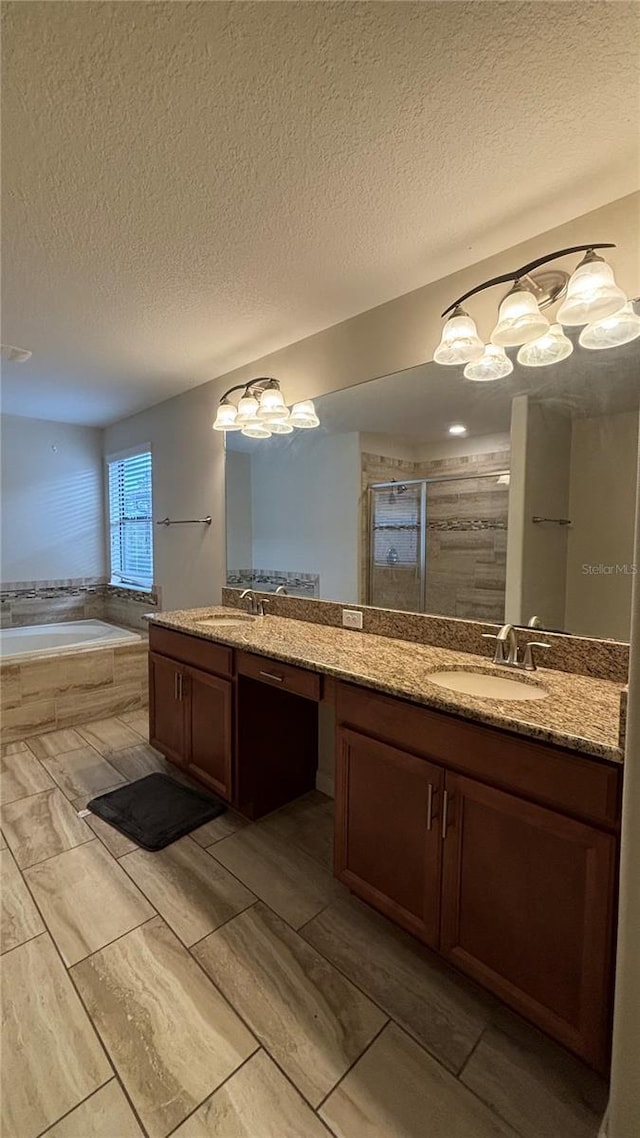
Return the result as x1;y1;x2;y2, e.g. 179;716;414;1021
434;243;634;377
213;378;319;439
448;423;467;436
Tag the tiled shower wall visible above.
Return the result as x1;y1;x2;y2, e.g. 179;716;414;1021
0;578;158;631
362;447;510;621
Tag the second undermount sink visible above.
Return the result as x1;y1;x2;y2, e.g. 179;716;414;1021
428;670;548;701
196;612;258;628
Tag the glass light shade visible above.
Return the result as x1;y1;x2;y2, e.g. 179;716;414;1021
241;421;272;439
257;386;288;421
463;344;513;381
212;403;240;431
491;288;549;347
235;394;260;425
578;302;640;350
433;312;484;365
516;323;573;368
557;258;627;325
269;418;294;434
289;400;319;428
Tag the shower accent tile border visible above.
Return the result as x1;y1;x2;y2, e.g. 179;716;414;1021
221;587;629;683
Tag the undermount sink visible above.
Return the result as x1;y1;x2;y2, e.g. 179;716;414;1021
196;612;257;628
428;670;548;701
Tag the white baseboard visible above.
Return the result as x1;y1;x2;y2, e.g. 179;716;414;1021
316;770;335;798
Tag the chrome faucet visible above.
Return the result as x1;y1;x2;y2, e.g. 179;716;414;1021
482;624;550;671
240;588;258;614
240;589;268;617
274;585;288;595
483;623;518;666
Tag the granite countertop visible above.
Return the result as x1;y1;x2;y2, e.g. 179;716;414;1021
148;607;625;763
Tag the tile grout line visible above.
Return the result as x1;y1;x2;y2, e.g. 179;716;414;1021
15;860;155;1138
161;1049;260;1138
315;1017;391;1113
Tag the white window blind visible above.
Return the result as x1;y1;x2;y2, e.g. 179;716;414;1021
107;451;153;588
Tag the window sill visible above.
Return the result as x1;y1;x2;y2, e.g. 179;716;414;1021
108;581;155;598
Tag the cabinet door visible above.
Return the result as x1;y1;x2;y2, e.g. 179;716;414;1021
186;667;233;800
149;652;186;765
440;772;617;1069
335;727;444;948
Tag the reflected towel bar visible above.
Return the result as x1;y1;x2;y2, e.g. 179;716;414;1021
156;516;212;526
532;516;571;526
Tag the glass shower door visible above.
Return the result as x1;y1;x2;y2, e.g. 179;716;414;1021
368;482;425;611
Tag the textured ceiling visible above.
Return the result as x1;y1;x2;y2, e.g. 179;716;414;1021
2;1;639;425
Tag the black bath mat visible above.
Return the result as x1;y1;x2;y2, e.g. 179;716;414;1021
87;773;226;851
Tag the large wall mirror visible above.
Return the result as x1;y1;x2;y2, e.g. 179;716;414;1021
225;341;638;642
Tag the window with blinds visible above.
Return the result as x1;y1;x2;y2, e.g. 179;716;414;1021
107;450;153;588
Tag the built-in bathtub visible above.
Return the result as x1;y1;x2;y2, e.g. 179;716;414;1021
0;619;148;742
0;619;141;663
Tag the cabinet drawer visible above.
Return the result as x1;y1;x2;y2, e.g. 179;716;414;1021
336;682;621;830
149;625;232;679
236;650;322;701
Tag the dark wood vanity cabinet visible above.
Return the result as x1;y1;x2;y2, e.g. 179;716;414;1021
149;627;233;800
439;773;617;1069
335;728;443;948
149;652;187;766
334;682;620;1071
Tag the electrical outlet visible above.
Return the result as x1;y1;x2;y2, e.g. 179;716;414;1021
342;609;363;630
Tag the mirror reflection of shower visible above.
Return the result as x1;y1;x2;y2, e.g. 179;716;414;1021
368;470;510;621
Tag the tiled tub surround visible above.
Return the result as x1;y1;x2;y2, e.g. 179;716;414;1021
0;639;148;742
150;606;625;762
222;587;630;684
0;579;158;632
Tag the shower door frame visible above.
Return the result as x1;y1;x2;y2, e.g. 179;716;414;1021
366;469;510;612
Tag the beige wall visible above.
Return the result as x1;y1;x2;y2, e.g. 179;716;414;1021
565;410;638;641
520;402;572;631
103;192;639;612
1;414;106;584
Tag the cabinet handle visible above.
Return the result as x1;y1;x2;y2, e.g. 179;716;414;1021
426;783;434;831
178;673;183;701
174;672;179;700
442;789;449;840
259;670;284;683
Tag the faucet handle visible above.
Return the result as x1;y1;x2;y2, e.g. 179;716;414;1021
481;633;498;641
522;641;550;671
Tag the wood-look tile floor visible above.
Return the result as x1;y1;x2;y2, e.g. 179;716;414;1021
0;713;608;1138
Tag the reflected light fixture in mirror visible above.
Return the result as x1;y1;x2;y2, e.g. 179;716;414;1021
289;400;320;428
463;343;513;381
434;242;633;376
517;323;573;368
213;378;319;439
448;423;467;436
579;301;640;350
